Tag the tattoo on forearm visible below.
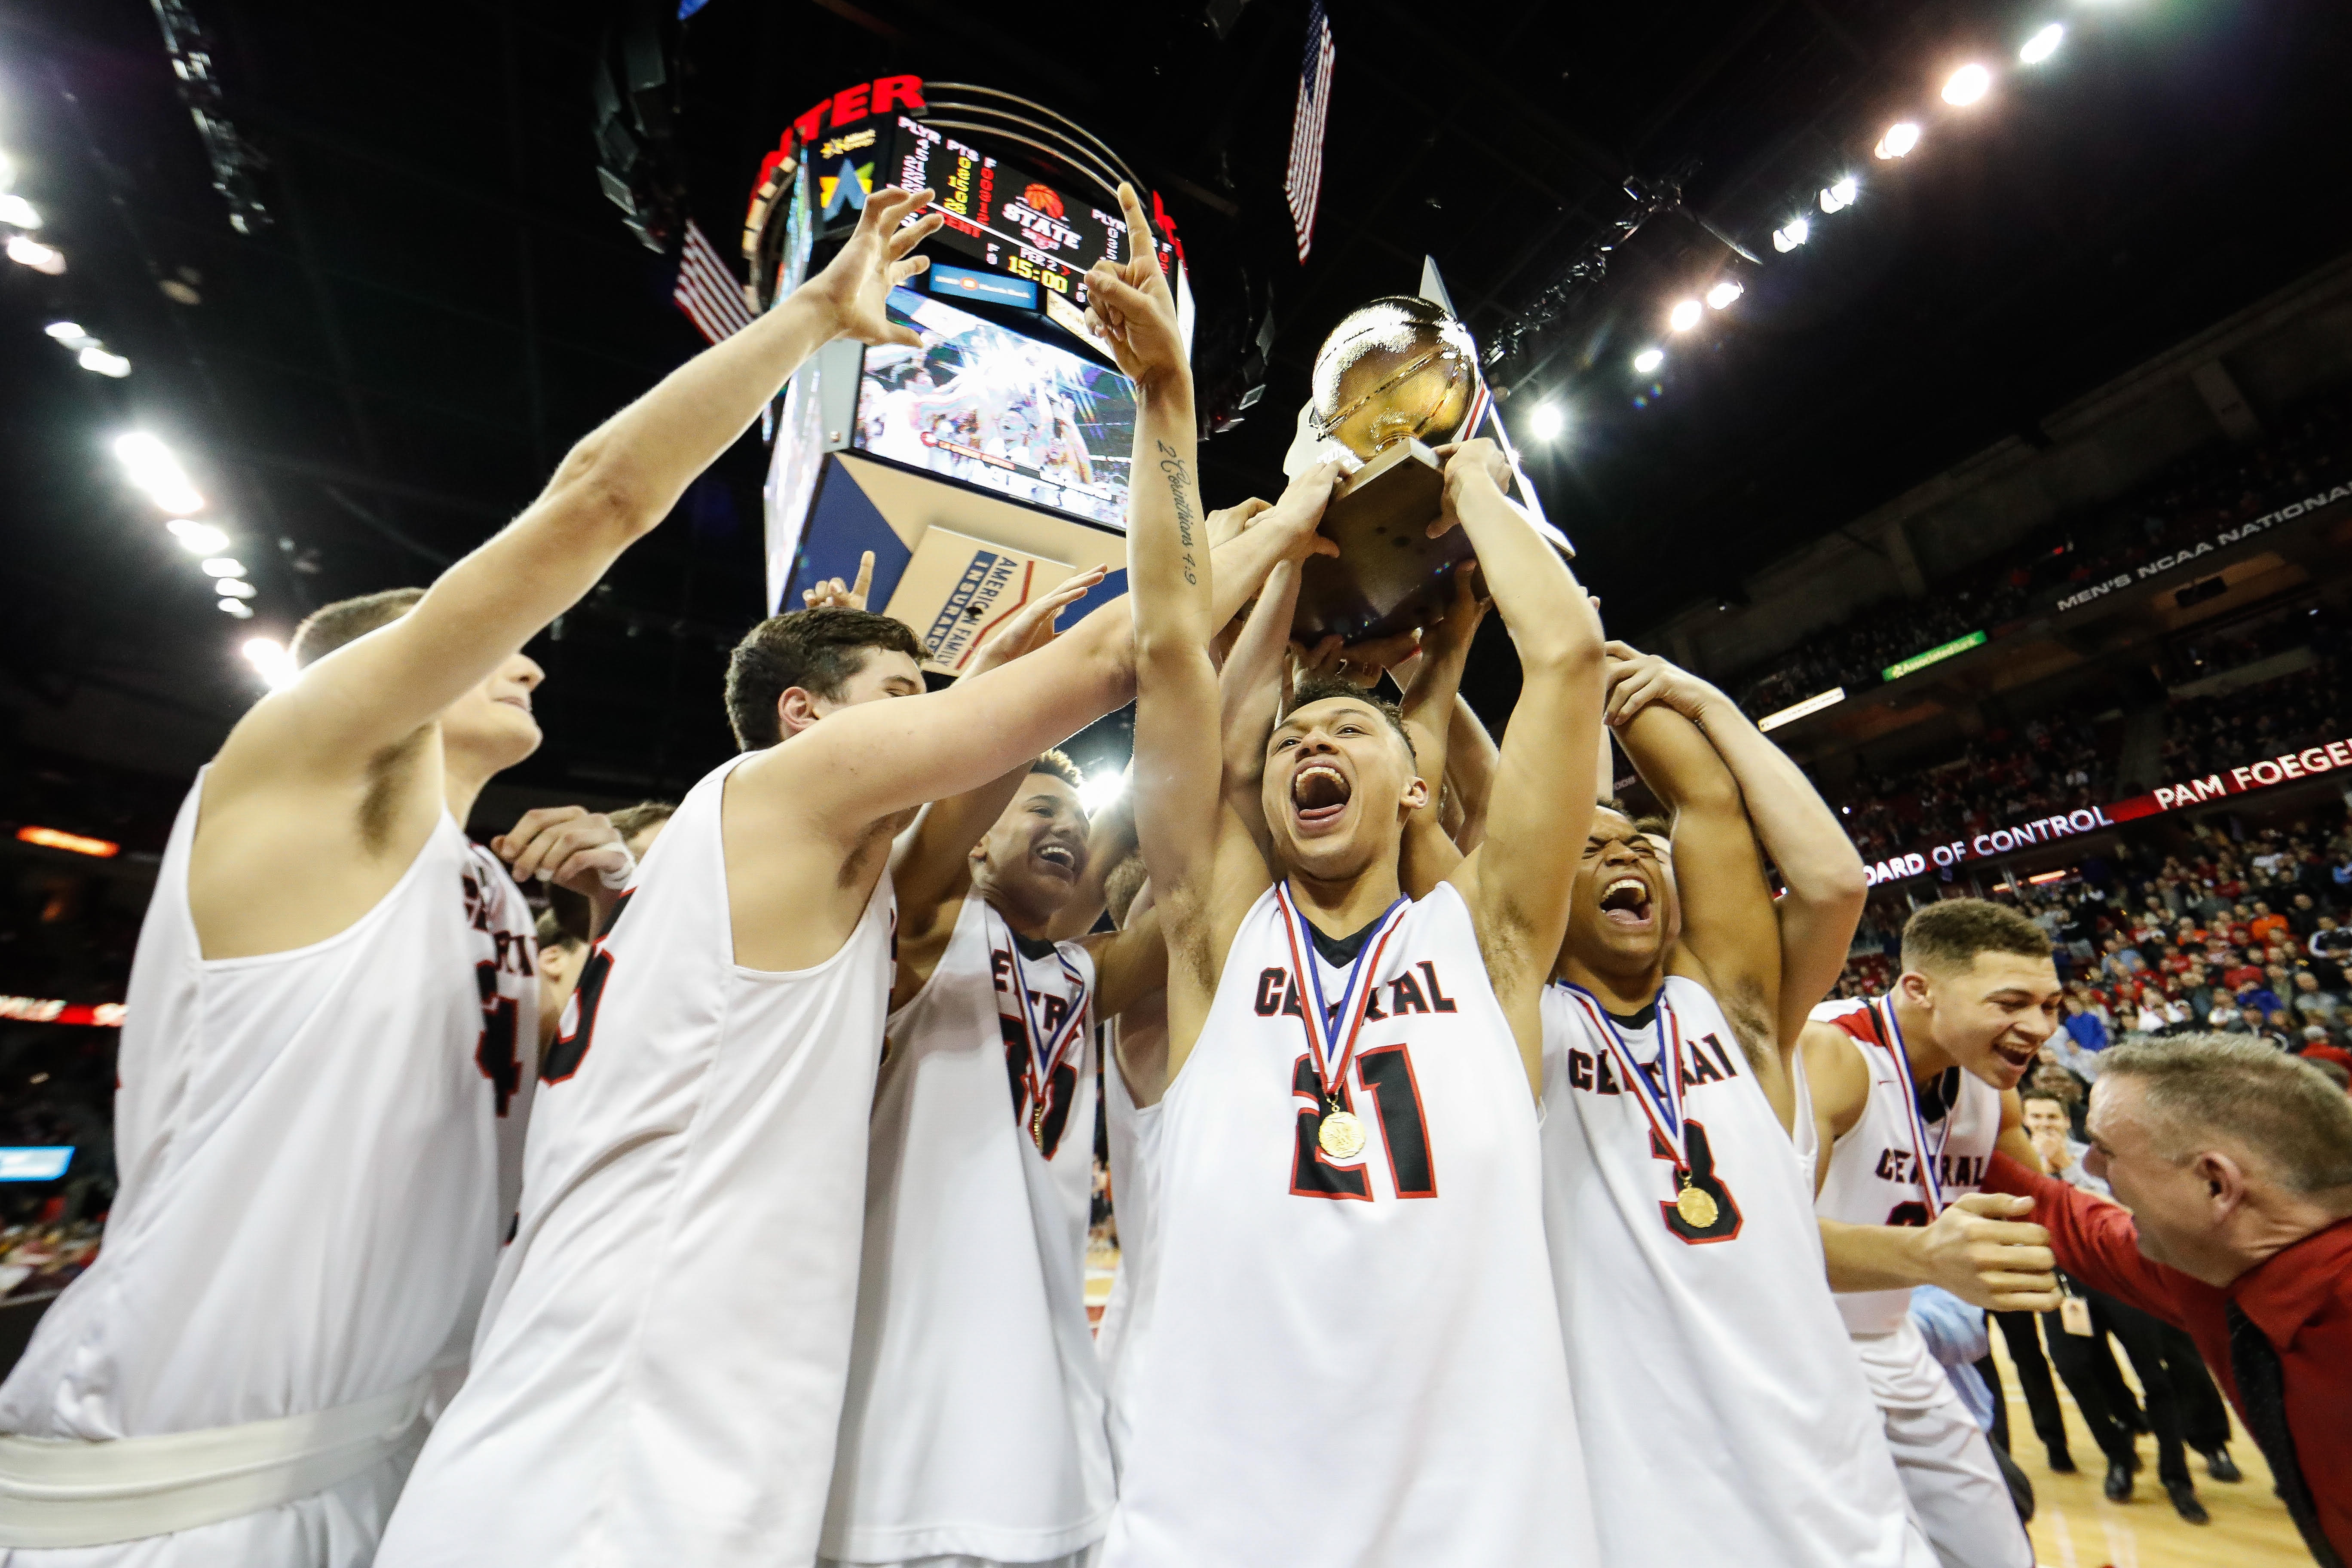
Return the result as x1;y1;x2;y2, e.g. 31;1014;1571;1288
1157;439;1199;585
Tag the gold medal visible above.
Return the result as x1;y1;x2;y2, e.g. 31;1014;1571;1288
1675;1183;1719;1228
1318;1109;1368;1160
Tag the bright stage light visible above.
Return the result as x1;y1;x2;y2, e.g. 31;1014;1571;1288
1706;280;1744;310
200;557;245;578
1943;63;1993;105
1668;299;1702;332
1772;217;1810;252
1078;766;1127;817
168;518;230;553
242;637;294;688
216;579;257;599
0;194;39;229
1875;122;1923;160
115;433;181;488
1528;402;1565;441
6;234;63;274
77;346;131;378
2021;23;2064;64
218;598;254;619
1632;347;1664;374
43;320;90;345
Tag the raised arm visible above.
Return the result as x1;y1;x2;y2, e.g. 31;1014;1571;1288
1606;662;1782;1082
217;187;942;790
1436;441;1607;1090
1605;647;1869;1052
1397;566;1487;898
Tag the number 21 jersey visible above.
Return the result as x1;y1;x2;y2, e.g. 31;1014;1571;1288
1101;882;1595;1568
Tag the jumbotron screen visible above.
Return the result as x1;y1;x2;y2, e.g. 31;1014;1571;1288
888;116;1174;305
853;285;1136;529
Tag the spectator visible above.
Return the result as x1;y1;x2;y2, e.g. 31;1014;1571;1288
2063;995;2109;1054
2294;972;2343;1030
1986;1034;2352;1566
2251;902;2290;944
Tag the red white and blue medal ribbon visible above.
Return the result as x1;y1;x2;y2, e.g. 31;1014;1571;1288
1871;995;1948;1217
1273;882;1410;1105
994;911;1091;1106
1562;981;1692;1173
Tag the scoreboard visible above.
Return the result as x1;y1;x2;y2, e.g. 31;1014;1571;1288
889;116;1175;304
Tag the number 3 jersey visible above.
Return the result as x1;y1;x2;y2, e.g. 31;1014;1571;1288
1101;882;1595;1568
820;889;1111;1565
1805;996;2001;1335
1540;977;1930;1568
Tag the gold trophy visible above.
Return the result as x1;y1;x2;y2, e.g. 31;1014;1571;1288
1291;296;1482;643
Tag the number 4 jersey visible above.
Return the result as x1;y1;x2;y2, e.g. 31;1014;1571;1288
1101;882;1595;1568
1541;977;1932;1568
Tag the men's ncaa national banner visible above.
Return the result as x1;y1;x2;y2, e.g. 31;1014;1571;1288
1860;734;2352;885
2051;475;2352;616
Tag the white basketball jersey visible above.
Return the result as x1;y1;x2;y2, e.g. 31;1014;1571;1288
820;891;1111;1564
1541;978;1927;1568
0;768;536;1452
1808;996;2003;1335
1095;1000;1164;1484
376;752;897;1568
1101;883;1595;1568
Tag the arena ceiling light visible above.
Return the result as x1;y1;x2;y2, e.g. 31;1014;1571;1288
1771;216;1810;252
1528;402;1566;441
1874;122;1923;160
2021;23;2064;63
243;637;295;689
200;556;245;578
1705;280;1744;310
43;320;92;347
1667;299;1703;332
77;346;131;378
1078;766;1127;816
114;432;205;514
218;597;254;620
0;194;39;230
1942;63;1994;105
215;579;257;599
6;233;63;274
1631;347;1665;374
167;518;230;554
1818;175;1860;214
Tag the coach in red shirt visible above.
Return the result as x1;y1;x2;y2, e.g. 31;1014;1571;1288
1987;1032;2352;1565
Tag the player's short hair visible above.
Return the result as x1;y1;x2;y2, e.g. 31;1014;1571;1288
2018;1087;2069;1113
1901;898;2053;976
290;588;426;669
1104;851;1149;928
607;800;676;842
534;906;585;952
1284;674;1418;768
1029;749;1085;791
724;607;924;751
2099;1032;2352;1194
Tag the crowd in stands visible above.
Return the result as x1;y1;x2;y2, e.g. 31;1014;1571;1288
0;1221;101;1304
1835;806;2352;1096
1735;387;2352;720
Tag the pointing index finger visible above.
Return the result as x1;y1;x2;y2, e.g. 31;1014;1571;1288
1115;183;1160;275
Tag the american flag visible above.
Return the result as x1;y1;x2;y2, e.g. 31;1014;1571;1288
1283;0;1336;262
674;218;756;344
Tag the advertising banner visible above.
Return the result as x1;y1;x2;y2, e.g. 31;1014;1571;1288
1860;733;2352;885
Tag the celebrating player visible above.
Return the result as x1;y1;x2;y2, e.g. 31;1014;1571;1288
1801;899;2066;1568
1402;640;1937;1565
1093;171;1607;1561
0;193;752;1556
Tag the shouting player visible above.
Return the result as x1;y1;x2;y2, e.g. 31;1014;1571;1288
1802;899;2065;1568
1096;182;1607;1560
1403;640;1937;1565
0;219;734;1557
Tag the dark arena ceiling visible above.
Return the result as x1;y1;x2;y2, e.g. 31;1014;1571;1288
1;0;2347;812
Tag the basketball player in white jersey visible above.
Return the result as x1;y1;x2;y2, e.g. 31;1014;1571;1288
818;746;1161;1568
0;153;834;1550
1801;899;2065;1568
1089;184;1605;1561
1398;639;1935;1566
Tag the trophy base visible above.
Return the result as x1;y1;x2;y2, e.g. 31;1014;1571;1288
1292;440;1472;643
